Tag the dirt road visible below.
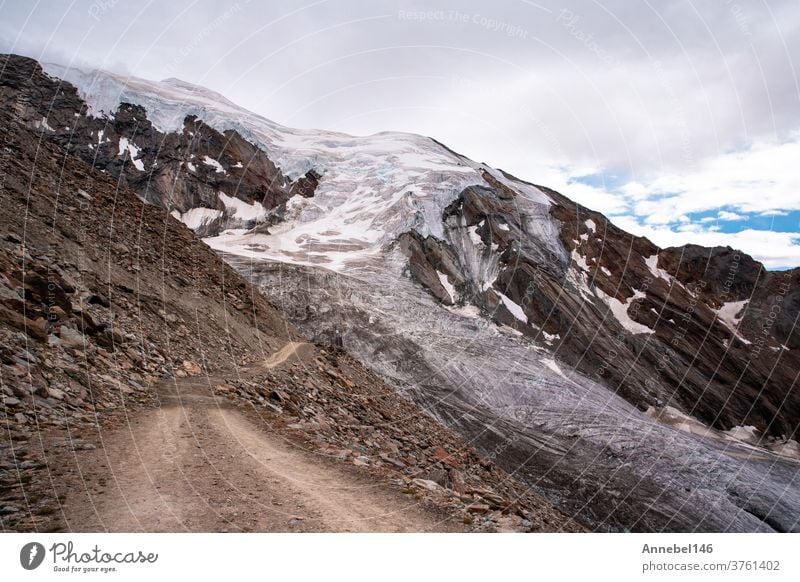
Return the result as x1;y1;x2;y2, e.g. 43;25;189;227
59;344;463;532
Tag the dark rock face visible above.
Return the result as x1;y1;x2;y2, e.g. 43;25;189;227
398;231;465;305
289;169;321;199
547;188;799;440
399;177;799;442
0;54;295;234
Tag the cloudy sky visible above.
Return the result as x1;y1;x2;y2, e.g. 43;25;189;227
2;0;799;267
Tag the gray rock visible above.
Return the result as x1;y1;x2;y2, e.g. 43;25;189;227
412;478;442;492
47;387;66;400
58;326;85;348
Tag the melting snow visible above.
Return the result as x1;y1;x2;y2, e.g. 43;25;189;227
725;425;761;445
541;358;567;378
768;439;800;460
585;218;596;232
571;247;590;271
481;274;498;292
118;137;145;171
202;155;226;174
445;304;481;318
716;300;748;328
468;225;483;247
497;292;528;324
186;161;197;172
646;406;714;438
715;300;751;345
595;287;654;334
218;191;266;222
568;248;596;300
177;207;223;230
542;331;560;344
644;253;675;282
37;117;55;131
436;270;458;302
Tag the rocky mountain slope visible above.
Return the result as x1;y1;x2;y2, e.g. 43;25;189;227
2;53;799;532
0;74;580;532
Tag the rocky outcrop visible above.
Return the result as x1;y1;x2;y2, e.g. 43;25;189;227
544;184;799;439
0;54;298;235
397;175;799;443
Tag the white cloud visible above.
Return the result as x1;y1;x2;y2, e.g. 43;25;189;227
550;136;800;267
717;211;747;221
626;138;800;221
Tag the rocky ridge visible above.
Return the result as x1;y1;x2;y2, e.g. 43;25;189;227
0;54;307;236
403;177;800;441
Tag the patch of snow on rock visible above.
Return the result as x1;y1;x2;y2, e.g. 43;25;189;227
117;137;145;171
436;270;458;302
218;191;266;222
644;253;675;282
38;117;55;131
497;291;527;324
725;425;761;446
177;207;223;230
202;155;226;174
716;299;748;328
541;358;567;378
646;406;714;438
445;304;481;319
468;225;483;247
595;287;654;335
542;331;560;344
715;300;751;345
768;439;800;460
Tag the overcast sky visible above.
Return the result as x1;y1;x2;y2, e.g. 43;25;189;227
2;0;799;267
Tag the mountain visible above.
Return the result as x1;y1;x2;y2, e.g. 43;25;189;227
2;53;798;532
0;55;581;533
